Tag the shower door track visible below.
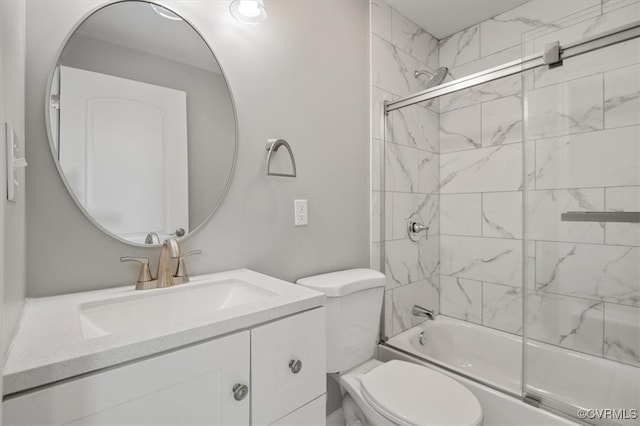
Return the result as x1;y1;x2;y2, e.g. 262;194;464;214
379;343;587;426
385;21;640;113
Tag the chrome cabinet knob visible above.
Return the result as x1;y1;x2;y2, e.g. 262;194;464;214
288;359;303;374
233;384;248;401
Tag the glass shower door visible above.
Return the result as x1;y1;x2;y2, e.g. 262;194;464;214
522;9;640;425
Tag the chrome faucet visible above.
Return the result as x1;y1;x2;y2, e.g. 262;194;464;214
156;238;181;288
412;305;435;320
121;238;201;290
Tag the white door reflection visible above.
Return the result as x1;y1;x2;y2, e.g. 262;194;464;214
58;65;188;243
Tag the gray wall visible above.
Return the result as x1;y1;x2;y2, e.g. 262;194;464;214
1;5;4;409
2;0;27;366
60;33;235;229
26;0;370;302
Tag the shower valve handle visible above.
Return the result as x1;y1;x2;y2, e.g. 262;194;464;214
407;215;429;242
409;222;427;233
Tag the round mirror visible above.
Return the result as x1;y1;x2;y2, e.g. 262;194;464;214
47;1;237;246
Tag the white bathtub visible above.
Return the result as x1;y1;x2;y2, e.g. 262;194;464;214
382;316;640;426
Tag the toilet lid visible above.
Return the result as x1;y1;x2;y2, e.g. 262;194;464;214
360;360;483;426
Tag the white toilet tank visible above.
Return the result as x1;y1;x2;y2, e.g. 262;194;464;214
297;269;386;373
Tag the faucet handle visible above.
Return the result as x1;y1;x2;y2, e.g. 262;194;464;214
120;257;156;290
174;250;202;284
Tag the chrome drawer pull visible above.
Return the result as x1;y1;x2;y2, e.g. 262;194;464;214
288;359;303;374
233;383;249;401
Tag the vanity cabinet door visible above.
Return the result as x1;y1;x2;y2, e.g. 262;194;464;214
270;394;326;426
251;308;326;425
3;331;250;426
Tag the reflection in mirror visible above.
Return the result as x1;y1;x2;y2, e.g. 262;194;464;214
49;1;237;245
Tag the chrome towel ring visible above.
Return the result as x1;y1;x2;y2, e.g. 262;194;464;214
266;138;297;178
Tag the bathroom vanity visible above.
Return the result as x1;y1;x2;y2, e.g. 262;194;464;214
2;270;326;425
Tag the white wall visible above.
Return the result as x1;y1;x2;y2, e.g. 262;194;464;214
0;3;5;415
1;0;27;364
25;0;370;296
1;0;27;417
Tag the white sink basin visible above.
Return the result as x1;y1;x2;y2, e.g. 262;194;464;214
79;278;277;339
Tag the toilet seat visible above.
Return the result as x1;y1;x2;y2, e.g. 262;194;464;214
360;360;483;426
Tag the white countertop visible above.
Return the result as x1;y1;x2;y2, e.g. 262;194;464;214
3;269;325;395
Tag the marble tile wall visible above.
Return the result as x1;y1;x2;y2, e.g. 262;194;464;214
371;1;640;367
440;0;640;81
436;0;640;368
437;61;524;342
371;0;440;337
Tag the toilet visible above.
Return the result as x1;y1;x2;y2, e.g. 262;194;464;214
297;269;483;426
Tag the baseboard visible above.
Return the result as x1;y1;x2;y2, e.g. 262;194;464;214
326;408;345;426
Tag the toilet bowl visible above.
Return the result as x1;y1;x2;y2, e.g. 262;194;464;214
297;269;483;426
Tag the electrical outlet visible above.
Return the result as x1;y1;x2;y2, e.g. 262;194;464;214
294;199;308;226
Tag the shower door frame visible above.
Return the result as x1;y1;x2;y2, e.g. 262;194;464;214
379;20;640;425
385;21;640;113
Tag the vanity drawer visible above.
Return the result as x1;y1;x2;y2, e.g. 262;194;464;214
251;307;326;425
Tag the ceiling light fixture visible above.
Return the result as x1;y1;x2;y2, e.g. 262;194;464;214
229;0;267;24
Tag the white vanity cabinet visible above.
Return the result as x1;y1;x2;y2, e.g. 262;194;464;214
4;331;251;425
3;308;326;426
252;307;326;425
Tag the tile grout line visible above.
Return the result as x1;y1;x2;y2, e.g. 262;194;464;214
441;270;639;310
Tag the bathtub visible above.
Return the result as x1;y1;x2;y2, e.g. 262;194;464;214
380;316;640;426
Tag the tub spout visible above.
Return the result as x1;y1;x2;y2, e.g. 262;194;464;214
412;305;435;320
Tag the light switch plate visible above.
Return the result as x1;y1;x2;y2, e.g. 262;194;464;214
294;199;308;226
6;122;27;203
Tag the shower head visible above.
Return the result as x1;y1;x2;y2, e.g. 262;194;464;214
414;67;449;89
